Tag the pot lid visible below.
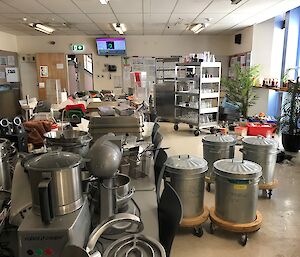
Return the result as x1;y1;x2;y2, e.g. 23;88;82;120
214;159;262;179
165;155;207;174
44;130;92;144
202;134;236;144
242;136;278;148
25;151;81;172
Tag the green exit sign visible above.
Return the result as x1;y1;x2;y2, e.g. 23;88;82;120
71;44;85;52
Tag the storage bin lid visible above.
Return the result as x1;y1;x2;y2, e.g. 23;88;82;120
25;151;81;172
165;155;207;174
242;136;278;149
202;134;236;145
214;159;262;179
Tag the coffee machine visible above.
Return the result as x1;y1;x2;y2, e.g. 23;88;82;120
17;151;91;257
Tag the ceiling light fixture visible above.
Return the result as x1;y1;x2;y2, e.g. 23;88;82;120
28;23;55;35
231;0;242;4
99;0;109;4
112;23;127;35
190;23;209;34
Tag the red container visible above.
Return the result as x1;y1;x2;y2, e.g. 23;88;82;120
246;123;276;137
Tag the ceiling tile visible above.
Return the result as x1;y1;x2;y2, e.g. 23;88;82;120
234;0;280;14
1;13;30;23
84;31;105;35
195;13;228;23
72;0;112;13
144;13;169;24
110;0;143;13
169;13;198;25
125;30;143;35
26;14;66;24
57;14;92;23
75;23;99;30
2;0;51;13
203;0;238;14
144;0;178;13
0;2;20;14
216;13;253;26
174;0;212;13
143;30;164;35
116;14;143;23
87;13;117;23
37;0;82;13
144;23;165;30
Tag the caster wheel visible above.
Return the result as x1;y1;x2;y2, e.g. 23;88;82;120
206;183;211;192
239;233;248;246
209;222;216;234
268;190;273;199
174;124;179;131
189;124;193;128
194;130;200;136
210;127;215;134
193;227;203;238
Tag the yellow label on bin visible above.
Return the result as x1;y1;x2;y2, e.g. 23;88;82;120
233;184;247;190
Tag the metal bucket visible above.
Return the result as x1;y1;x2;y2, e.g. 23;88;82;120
202;134;236;182
242;136;278;184
214;159;262;224
165;155;207;218
0;138;12;190
44;130;92;157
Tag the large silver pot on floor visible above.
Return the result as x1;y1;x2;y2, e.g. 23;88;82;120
25;151;83;224
214;159;262;223
44;130;92;157
242;136;278;184
165;155;207;218
202;134;236;182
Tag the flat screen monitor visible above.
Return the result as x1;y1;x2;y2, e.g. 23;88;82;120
96;37;126;56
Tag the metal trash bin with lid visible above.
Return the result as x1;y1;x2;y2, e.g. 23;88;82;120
242;136;278;184
202;134;236;190
165;155;207;218
213;159;262;224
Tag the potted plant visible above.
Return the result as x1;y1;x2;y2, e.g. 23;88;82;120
222;64;260;118
279;72;300;152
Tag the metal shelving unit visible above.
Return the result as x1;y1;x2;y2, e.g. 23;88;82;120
174;62;221;136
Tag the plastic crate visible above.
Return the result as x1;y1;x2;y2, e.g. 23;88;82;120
246;123;276;137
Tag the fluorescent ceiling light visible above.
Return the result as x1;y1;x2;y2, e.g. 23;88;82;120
112;23;127;35
29;23;55;34
190;23;208;34
99;0;109;4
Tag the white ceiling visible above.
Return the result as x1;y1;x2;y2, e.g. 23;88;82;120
0;0;299;36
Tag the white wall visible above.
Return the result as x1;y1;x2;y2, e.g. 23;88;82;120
227;26;253;55
0;31;17;52
16;34;231;92
19;61;38;98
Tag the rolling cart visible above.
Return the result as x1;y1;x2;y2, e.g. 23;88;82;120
259;179;278;199
174;62;221;136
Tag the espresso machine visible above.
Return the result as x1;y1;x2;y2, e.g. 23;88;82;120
17;151;91;257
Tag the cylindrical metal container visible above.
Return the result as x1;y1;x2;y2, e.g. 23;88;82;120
165;155;208;218
0;138;12;190
44;130;92;157
202;134;236;182
242;136;278;184
25;151;83;219
214;159;262;223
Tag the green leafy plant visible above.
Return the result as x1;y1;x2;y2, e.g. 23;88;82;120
222;64;260;118
279;77;300;135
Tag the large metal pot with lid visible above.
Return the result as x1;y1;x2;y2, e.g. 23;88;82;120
44;130;92;157
165;155;208;218
25;151;83;224
213;159;262;223
242;136;278;184
202;134;236;182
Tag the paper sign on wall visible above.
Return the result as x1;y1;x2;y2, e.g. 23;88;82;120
40;66;48;77
0;71;5;79
39;82;45;88
5;67;19;82
7;56;15;66
56;63;64;69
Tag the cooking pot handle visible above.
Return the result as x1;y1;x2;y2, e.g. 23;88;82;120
38;178;54;225
116;188;135;206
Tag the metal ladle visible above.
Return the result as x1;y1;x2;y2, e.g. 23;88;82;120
61;213;144;257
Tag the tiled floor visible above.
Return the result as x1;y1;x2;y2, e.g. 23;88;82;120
159;122;300;257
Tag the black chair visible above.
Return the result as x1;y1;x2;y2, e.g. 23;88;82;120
158;181;183;257
151;122;160;143
154;148;168;194
153;132;163;161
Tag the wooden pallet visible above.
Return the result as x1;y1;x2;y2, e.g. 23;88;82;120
209;207;262;233
180;206;209;228
259;179;278;190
